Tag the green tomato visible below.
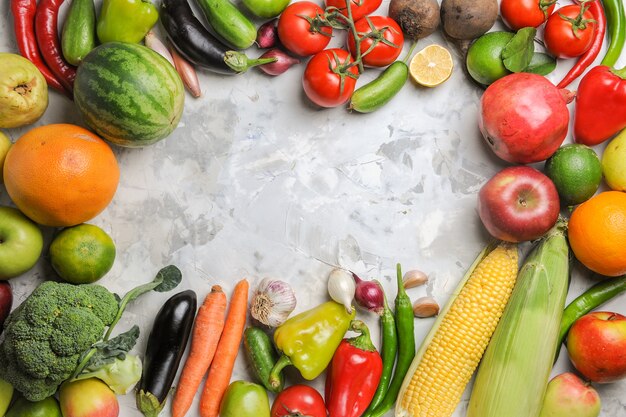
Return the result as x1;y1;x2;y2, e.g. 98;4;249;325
0;378;13;416
6;396;62;417
219;381;270;417
242;0;289;18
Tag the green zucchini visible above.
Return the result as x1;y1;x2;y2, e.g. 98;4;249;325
348;61;409;113
243;327;283;393
194;0;257;50
61;0;97;66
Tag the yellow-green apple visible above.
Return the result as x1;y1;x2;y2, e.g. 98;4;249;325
0;206;43;280
59;378;119;417
0;53;48;129
0;378;13;416
538;373;601;417
567;311;626;383
0;281;11;333
0;131;10;184
5;396;62;417
478;166;560;242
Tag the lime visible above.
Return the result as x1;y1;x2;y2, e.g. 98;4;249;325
602;129;626;191
466;31;514;85
49;224;116;284
409;45;454;87
544;144;602;206
0;131;11;184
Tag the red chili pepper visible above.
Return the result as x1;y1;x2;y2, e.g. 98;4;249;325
11;0;68;95
574;65;626;146
35;0;76;94
556;0;606;89
325;320;383;417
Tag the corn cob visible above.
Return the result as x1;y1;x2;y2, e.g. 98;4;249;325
467;222;569;417
396;241;519;417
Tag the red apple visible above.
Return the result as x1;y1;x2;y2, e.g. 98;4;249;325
59;378;119;417
478;166;560;242
0;281;11;334
567;311;626;383
538;373;601;417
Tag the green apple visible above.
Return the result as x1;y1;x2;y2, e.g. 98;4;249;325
6;396;62;417
539;373;600;417
219;380;270;417
0;378;13;416
0;131;10;184
0;206;44;280
0;53;48;129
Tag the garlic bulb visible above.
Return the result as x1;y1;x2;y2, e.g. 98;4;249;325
328;268;356;313
250;278;297;327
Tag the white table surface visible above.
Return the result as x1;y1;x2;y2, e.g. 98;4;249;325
1;0;625;415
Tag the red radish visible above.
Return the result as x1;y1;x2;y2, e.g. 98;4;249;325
479;73;571;164
257;49;300;75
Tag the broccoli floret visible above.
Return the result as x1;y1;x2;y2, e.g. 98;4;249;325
0;282;119;401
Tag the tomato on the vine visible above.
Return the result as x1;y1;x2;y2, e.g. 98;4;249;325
500;0;556;31
277;1;333;56
303;48;360;108
270;385;326;417
325;0;382;22
346;16;404;67
544;4;597;58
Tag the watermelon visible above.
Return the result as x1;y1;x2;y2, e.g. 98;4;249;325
74;42;185;148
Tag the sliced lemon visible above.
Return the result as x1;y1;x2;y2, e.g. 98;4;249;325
409;45;454;87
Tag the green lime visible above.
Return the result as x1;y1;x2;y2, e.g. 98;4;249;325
466;31;514;85
544;144;602;206
49;224;115;284
602;128;626;191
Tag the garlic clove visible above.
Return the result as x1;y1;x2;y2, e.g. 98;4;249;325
250;278;297;327
413;296;439;318
403;269;429;289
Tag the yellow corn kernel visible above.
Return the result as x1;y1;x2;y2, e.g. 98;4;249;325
396;242;518;417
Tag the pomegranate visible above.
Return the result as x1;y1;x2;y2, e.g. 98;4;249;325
479;73;571;164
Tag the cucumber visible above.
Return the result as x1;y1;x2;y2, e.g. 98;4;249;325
348;61;409;113
194;0;257;50
243;327;283;393
61;0;97;66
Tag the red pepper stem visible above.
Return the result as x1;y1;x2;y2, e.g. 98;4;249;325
611;67;626;79
348;320;377;352
268;354;292;390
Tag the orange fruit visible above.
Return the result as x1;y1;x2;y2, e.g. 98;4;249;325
568;191;626;276
3;124;119;227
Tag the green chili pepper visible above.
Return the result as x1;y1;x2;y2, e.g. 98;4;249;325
557;275;626;355
601;0;626;67
361;292;398;417
268;301;355;389
370;264;416;417
96;0;159;44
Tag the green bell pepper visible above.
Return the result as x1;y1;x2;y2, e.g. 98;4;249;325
268;301;355;389
96;0;158;44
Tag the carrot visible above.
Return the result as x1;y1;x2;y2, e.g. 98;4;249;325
199;279;249;417
172;285;227;417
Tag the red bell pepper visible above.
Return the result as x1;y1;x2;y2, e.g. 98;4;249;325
325;320;383;417
574;65;626;146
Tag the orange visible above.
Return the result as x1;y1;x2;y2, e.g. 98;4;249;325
3;124;119;227
568;191;626;277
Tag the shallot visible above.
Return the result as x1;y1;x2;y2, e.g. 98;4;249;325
352;273;385;315
168;43;202;98
144;31;175;67
256;19;279;49
257;49;300;76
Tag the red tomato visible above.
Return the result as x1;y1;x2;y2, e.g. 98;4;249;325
544;4;597;58
325;0;382;22
346;16;404;67
271;385;326;417
277;2;333;56
500;0;556;31
302;48;360;108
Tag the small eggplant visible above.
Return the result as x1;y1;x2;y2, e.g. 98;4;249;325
136;290;197;417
